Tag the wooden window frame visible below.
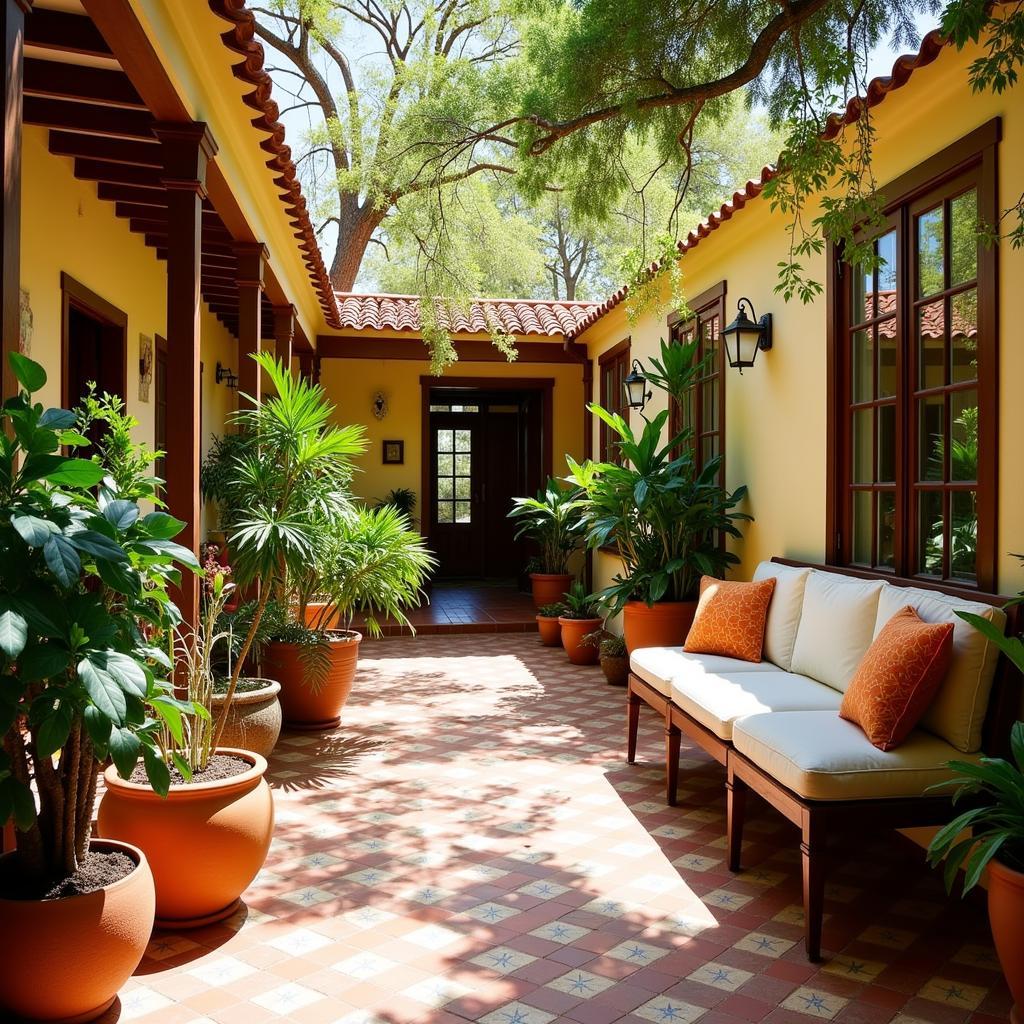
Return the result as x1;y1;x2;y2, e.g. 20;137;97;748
60;272;128;411
598;337;631;462
826;119;1000;591
667;280;727;480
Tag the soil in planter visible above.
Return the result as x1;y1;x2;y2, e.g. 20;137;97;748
213;677;271;695
128;753;250;787
0;849;136;901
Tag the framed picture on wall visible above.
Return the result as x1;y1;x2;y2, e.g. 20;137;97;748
383;439;404;465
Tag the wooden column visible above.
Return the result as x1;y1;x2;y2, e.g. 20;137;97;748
273;303;295;371
2;1;30;401
235;242;266;406
154;121;217;634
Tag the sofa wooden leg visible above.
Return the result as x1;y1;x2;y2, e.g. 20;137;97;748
726;769;747;872
665;720;681;806
801;817;826;962
626;685;641;764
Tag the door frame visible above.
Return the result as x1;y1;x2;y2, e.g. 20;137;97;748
419;375;554;547
60;272;128;411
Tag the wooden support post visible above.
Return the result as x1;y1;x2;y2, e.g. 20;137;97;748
297;351;313;380
626;682;641;764
154;121;217;636
273;303;295;372
725;764;748;872
235;242;266;406
665;719;681;806
2;1;31;400
800;813;827;962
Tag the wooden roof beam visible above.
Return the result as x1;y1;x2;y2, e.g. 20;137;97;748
24;9;112;60
25;59;145;109
49;132;160;168
24;97;155;140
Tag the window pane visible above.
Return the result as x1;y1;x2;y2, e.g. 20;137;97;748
918;490;944;576
878;322;897;398
917;206;945;298
878;403;896;482
950;490;977;581
437;453;453;477
877;230;897;292
951;289;978;383
950;189;978;286
853;408;873;483
951;389;978;482
877;492;896;568
454;454;471;475
437;429;453;452
437;501;453;524
702;435;718;465
437;477;453;500
455;477;471;499
429;404;450;412
455;429;471;452
701;379;716;431
853;490;872;564
852;330;873;403
918;396;945;480
918;300;945;389
455;501;471;523
853;259;871;322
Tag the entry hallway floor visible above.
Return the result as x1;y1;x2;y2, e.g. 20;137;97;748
109;634;1012;1024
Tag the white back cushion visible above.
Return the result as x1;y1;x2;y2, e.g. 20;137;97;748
873;585;1006;753
790;571;884;692
752;561;811;671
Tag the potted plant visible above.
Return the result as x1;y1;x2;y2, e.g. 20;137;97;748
558;582;604;665
509;478;583;607
0;357;201;1022
927;586;1024;1020
584;630;629;686
536;602;566;646
568;336;751;652
98;569;274;929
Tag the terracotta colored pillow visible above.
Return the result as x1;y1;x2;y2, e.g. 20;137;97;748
683;576;777;663
840;605;954;751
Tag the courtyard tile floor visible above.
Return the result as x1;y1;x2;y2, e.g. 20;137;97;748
107;634;1012;1024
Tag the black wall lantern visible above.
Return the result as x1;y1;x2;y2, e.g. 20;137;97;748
722;297;773;373
215;362;238;389
623;359;652;411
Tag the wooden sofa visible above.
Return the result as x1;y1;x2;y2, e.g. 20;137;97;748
626;558;1022;960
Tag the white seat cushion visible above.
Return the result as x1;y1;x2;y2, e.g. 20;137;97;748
671;670;841;740
752;561;811;671
629;647;777;698
790;571;884;692
732;710;977;800
873;585;1007;753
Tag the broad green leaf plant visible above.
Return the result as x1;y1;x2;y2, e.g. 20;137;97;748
508;477;584;575
567;335;750;613
0;355;201;888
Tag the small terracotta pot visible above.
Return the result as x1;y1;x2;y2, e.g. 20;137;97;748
0;839;154;1023
211;679;282;759
600;653;630;686
97;748;273;930
623;599;698;654
265;631;361;730
559;616;602;665
530;573;574;609
536;615;562;647
989;858;1024;1023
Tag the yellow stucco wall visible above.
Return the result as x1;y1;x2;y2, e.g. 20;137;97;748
578;36;1024;608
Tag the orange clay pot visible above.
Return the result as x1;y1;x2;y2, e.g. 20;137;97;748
264;631;361;730
0;839;154;1023
622;599;698;654
530;573;574;609
989;858;1024;1024
302;601;340;630
558;616;602;665
97;749;272;930
536;614;562;647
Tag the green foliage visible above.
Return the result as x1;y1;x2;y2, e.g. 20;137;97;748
537;602;566;618
0;355;201;884
508;477;584;575
559;581;602;620
378;487;417;520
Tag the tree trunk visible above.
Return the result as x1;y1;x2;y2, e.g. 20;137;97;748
330;202;388;292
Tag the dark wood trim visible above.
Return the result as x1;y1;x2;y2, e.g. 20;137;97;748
23;96;154;139
825;240;840;564
23;8;111;58
316;335;584;364
50;134;161;168
235;242;266;407
598;337;631;462
24;59;145;109
666;278;727;329
59;272;128;411
273;303;296;367
597;335;631;367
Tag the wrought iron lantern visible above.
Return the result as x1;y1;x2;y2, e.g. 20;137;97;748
722;297;773;372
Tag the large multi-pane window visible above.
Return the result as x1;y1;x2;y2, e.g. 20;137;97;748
598;339;631;462
831;125;997;589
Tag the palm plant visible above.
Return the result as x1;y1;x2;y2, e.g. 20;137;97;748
508;477;583;574
559;581;602;620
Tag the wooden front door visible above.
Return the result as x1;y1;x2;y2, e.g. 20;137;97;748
429;412;484;578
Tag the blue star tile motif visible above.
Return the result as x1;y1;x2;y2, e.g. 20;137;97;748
567;974;594;993
710;968;732;983
625;944;650;961
657;1004;688;1021
489;952;515;969
501;1009;530;1024
801;993;831;1014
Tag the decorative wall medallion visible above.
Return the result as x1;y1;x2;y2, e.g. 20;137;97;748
19;288;32;356
372;391;388;420
138;334;154;402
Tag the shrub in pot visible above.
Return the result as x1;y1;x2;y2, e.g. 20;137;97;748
558;583;604;665
536;602;565;647
584;630;629;686
509;478;583;607
568;336;751;652
0;358;201;1022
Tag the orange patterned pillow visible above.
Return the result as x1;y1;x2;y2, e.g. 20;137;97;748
840;605;954;750
683;576;776;662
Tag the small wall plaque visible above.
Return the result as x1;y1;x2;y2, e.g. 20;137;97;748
382;439;404;465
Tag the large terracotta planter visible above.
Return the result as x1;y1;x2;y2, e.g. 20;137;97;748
303;601;340;630
559;616;602;665
265;631;361;730
989;858;1024;1023
0;839;154;1023
211;679;282;759
97;748;273;930
536;614;562;647
530;573;573;609
623;599;698;654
